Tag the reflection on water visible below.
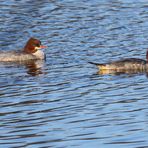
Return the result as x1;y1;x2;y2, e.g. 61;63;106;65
0;60;45;76
97;68;148;77
1;0;148;148
25;61;45;76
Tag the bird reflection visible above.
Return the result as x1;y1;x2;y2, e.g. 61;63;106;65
97;68;148;77
0;60;45;76
25;61;44;76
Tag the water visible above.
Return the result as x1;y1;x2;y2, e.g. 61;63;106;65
0;0;148;147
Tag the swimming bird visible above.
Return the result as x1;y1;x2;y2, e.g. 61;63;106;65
0;38;47;62
89;50;148;71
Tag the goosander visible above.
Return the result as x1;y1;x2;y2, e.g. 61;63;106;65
0;38;47;62
89;49;148;71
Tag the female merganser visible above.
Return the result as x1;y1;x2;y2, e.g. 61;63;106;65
0;38;47;62
89;50;148;71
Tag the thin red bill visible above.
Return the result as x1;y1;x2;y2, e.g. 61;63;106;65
40;45;47;48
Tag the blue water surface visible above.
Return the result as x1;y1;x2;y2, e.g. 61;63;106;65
0;0;148;147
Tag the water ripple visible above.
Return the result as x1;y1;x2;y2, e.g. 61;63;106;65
1;0;148;148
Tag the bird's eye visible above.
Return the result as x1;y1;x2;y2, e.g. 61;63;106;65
34;43;40;47
36;43;40;47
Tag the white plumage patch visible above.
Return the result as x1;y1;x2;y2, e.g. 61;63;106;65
32;50;45;60
0;50;45;62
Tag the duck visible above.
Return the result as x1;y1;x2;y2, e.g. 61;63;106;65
89;50;148;71
0;38;47;62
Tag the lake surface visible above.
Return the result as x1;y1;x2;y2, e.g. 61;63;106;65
0;0;148;147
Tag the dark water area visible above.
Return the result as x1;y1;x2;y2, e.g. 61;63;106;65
0;0;148;147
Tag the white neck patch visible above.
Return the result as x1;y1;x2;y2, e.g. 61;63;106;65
32;50;45;60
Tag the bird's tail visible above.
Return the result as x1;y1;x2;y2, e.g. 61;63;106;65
89;62;106;69
88;62;104;66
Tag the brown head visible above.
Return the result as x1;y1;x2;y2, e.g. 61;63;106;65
24;37;47;54
146;49;148;62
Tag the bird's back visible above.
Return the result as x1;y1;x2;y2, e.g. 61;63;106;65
90;58;147;70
